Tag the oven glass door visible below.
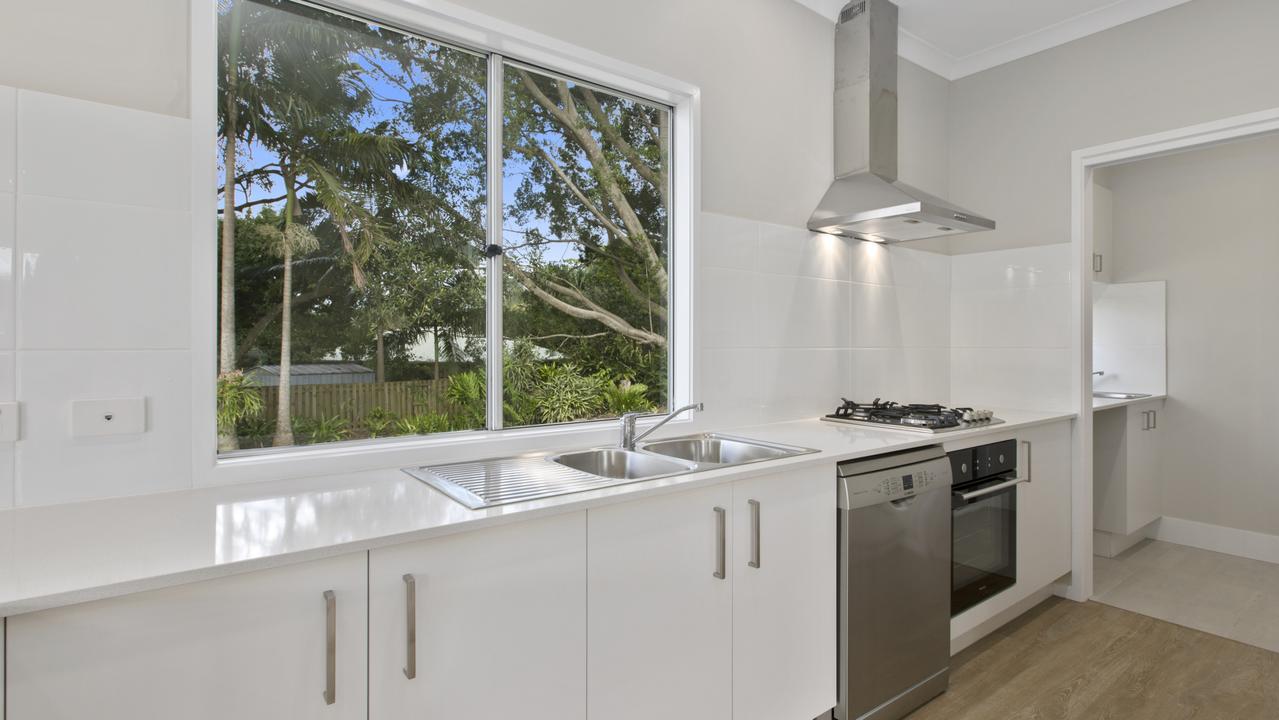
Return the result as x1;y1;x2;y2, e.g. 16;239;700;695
951;477;1017;616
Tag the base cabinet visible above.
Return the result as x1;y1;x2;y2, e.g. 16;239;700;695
731;465;837;720
1094;400;1164;536
1017;420;1073;590
587;483;735;720
5;553;368;720
587;468;836;720
368;511;587;720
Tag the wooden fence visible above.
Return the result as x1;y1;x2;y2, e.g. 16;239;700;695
255;379;454;425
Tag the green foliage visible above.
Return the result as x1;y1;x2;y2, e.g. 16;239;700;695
396;413;452;435
363;406;399;438
444;370;486;429
217;371;264;434
600;379;655;416
533;365;608;424
294;415;351;445
235;414;274;448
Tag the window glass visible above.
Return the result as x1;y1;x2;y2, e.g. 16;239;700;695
217;0;487;451
216;1;673;454
500;63;671;428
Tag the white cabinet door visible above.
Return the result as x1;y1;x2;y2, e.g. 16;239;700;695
1018;420;1073;590
6;553;367;720
588;483;734;720
1126;400;1163;532
369;511;586;720
1092;180;1114;283
731;465;837;720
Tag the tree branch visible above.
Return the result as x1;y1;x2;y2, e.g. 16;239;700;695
505;259;666;346
578;88;663;192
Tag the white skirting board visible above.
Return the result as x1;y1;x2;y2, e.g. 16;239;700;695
1152;516;1279;566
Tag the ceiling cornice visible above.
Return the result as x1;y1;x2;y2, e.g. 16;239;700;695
791;0;1194;81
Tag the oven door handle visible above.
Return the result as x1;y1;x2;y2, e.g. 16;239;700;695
956;476;1028;502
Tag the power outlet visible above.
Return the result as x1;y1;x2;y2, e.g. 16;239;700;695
71;398;147;437
0;401;18;442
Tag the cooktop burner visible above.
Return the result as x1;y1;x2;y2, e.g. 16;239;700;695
822;398;1003;434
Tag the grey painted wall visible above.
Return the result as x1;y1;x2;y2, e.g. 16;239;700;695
946;0;1279;254
1108;134;1279;537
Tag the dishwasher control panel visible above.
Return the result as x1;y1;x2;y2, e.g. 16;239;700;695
838;446;954;510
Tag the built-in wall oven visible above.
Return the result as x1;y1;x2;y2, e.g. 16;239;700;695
948;439;1026;616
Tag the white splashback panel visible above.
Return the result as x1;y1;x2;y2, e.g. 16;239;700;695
1092;281;1167;396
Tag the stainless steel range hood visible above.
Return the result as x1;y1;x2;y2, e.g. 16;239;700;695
808;0;995;243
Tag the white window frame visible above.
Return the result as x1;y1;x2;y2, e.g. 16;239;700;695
190;0;700;486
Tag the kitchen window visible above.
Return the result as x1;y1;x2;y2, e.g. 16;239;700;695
215;0;676;455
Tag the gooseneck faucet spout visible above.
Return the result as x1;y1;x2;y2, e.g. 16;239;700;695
620;402;704;451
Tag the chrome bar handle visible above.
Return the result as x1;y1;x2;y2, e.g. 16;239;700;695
748;499;761;569
323;590;336;706
1022;440;1033;483
958;476;1028;501
402;574;417;680
713;506;727;580
1150;410;1157;429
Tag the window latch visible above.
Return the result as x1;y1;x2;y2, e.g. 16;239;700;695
484;244;503;258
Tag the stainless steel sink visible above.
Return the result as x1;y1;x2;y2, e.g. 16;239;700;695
1093;392;1153;400
548;448;695;480
640;433;813;466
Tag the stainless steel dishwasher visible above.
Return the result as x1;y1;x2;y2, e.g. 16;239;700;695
835;445;953;720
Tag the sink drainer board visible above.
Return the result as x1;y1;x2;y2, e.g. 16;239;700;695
404;457;647;509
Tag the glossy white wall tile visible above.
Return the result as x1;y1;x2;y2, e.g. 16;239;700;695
950;243;1073;412
0;86;14;193
698;266;760;349
1092;280;1167;395
0;192;13;350
758;348;852;420
0;350;13;509
16;90;191;210
757;274;852;348
16;195;190;350
699;212;758;272
15;350;192;506
696;347;763;429
758;224;850;281
951;347;1073;411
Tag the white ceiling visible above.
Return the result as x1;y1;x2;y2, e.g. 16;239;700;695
792;0;1194;79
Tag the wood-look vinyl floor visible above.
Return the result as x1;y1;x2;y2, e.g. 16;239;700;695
906;598;1279;720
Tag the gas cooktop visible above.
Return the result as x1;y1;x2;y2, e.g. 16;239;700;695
821;399;1003;434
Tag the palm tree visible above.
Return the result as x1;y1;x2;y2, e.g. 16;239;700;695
270;163;320;446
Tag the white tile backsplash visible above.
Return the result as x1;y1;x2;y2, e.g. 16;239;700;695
17;90;191;210
951;285;1072;349
699;212;758;271
757;274;852;348
698;211;955;423
17;194;191;350
15;350;192;506
758;224;850;281
0;192;13;350
0;86;14;193
950;243;1072;290
951;347;1073;411
0;350;12;507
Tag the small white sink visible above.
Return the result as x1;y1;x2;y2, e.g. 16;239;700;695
1093;392;1153;400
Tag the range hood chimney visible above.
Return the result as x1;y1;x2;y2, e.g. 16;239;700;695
808;0;995;243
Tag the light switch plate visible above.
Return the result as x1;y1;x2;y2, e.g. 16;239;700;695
0;401;18;442
71;397;147;437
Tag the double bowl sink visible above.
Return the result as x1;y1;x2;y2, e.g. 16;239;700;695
410;434;817;509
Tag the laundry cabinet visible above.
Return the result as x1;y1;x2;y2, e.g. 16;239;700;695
1095;399;1165;540
586;464;836;720
5;553;368;720
368;511;587;720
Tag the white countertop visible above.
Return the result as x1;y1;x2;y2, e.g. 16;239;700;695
1092;393;1167;411
0;408;1075;616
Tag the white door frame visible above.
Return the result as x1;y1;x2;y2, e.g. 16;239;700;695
1067;107;1279;602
